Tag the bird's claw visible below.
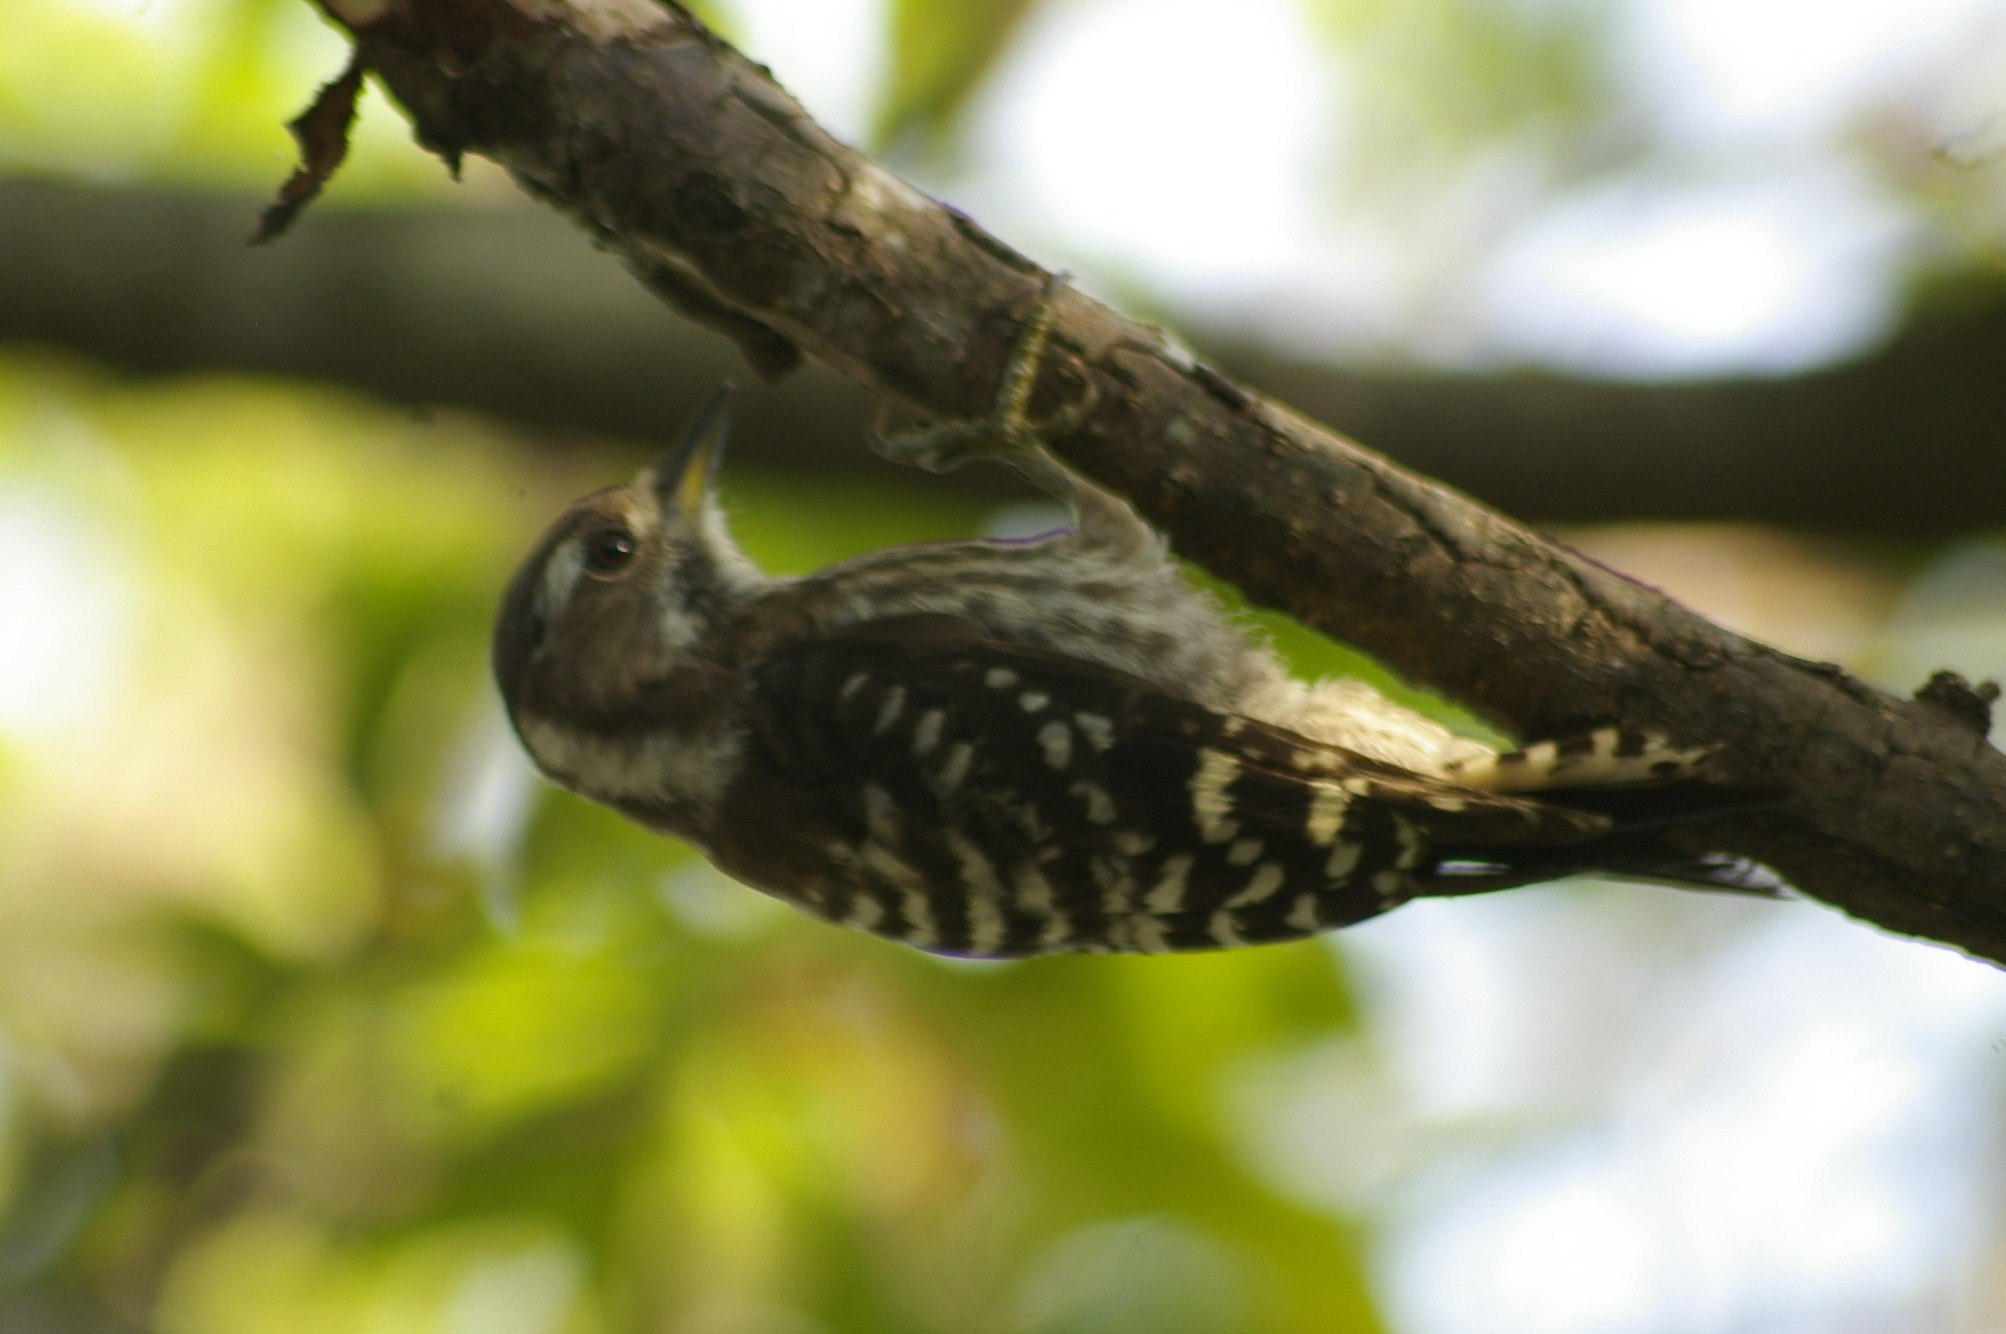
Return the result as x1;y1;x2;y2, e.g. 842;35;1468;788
869;271;1096;476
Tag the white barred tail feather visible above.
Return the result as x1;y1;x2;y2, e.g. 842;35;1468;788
1449;726;1711;793
1427;726;1783;899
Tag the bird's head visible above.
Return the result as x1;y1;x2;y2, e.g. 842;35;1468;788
492;387;763;745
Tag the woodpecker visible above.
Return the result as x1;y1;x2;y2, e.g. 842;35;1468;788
493;278;1769;957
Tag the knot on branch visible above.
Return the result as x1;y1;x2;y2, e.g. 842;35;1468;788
1912;670;2000;736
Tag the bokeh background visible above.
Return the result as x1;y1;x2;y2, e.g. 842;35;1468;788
6;0;2006;1330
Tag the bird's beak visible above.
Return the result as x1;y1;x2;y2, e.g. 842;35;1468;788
652;384;734;515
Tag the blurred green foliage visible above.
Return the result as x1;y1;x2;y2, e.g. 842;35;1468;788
875;0;1044;151
2;0;461;193
1301;0;1612;192
0;0;1613;197
0;354;1393;1331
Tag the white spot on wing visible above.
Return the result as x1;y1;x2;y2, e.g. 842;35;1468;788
912;709;945;756
1144;854;1194;914
873;685;907;734
902;898;939;947
1207;910;1247;948
1013;864;1056;916
839;671;869;703
1016;800;1051;842
984;667;1019;689
1112;829;1156;856
1090;855;1136;914
1393;817;1426;868
943;829;1007;955
933;742;974;795
862;783;902;845
1306;785;1350;845
1325;841;1362;879
1226;838;1264;866
1019;690;1051;713
1190;749;1241;844
1038;720;1074;769
1128;915;1172;952
1286;894;1320;933
861;840;914;884
1073;712;1115;752
1069;781;1117;824
860;840;935;947
1226;862;1286;908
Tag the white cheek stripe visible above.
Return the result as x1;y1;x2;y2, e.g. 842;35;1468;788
657;602;703;653
540;542;585;620
519;718;740;808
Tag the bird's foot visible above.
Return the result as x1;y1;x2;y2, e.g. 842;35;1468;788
869;271;1096;479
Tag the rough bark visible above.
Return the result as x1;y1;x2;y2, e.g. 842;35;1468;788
293;0;2004;962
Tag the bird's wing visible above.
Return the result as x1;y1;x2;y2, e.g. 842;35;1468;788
708;620;1650;957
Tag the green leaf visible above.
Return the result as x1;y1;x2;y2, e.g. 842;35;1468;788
874;0;1045;149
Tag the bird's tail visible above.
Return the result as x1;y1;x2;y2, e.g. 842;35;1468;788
1430;726;1787;898
1448;725;1709;793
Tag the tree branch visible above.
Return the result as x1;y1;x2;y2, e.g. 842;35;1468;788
301;0;2006;963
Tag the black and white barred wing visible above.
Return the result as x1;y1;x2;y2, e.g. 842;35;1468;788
710;623;1622;958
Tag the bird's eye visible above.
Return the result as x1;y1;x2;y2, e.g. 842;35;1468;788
583;525;637;575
